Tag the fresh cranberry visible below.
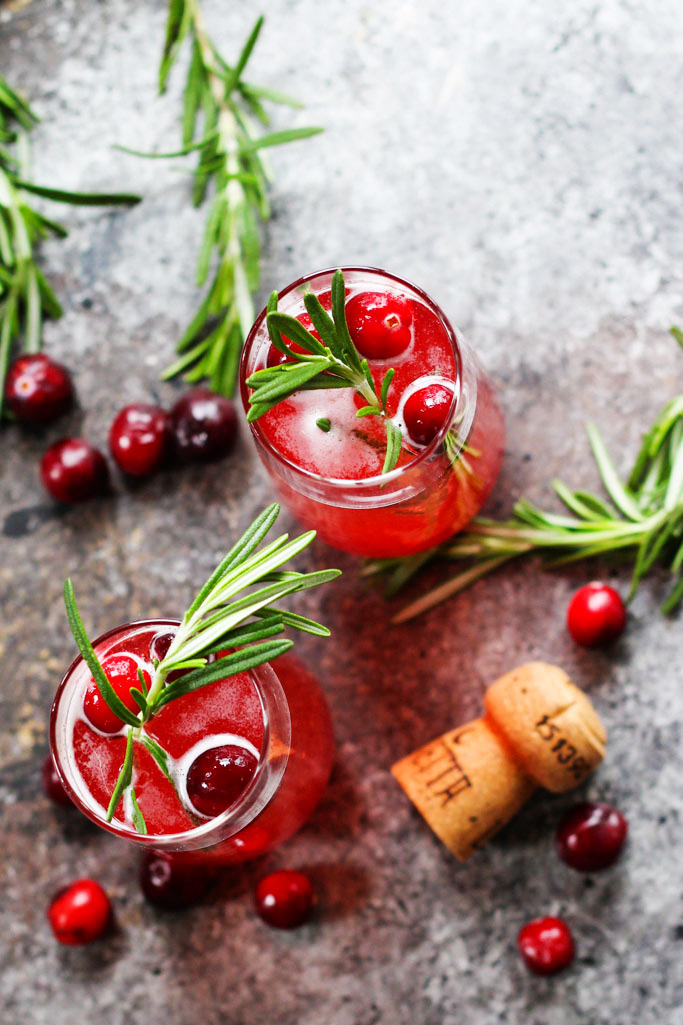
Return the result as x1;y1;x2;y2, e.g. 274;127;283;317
345;292;413;359
517;916;575;975
170;389;238;463
403;383;454;445
150;630;176;664
40;438;109;503
556;801;628;872
139;852;208;910
83;654;150;734
567;582;626;647
185;744;258;817
42;754;73;807
4;353;74;424
108;403;171;476
47;878;111;945
254;870;315;929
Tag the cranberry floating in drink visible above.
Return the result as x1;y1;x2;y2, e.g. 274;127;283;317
240;267;504;557
50;505;337;865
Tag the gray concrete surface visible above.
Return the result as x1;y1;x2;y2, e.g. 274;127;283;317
1;1;682;1023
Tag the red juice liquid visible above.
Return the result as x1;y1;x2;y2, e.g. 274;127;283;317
50;621;334;864
240;267;505;557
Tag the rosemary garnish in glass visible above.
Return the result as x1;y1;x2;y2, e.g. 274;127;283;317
365;333;683;619
0;75;140;420
125;7;322;397
63;503;340;829
246;269;404;474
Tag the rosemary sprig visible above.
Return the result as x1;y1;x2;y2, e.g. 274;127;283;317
365;341;683;620
128;7;322;397
0;75;140;420
64;503;340;826
246;269;404;473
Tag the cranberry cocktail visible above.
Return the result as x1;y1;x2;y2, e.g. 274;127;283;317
51;621;333;863
51;505;338;865
241;267;504;558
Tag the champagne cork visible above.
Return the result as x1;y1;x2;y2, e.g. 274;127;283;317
483;662;607;792
391;662;607;861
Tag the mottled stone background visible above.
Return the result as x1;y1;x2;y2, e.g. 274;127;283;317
1;1;682;1023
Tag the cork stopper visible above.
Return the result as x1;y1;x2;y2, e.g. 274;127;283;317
483;662;607;792
391;662;606;860
392;717;535;861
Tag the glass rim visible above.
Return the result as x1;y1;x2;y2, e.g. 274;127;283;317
239;265;463;491
49;618;289;849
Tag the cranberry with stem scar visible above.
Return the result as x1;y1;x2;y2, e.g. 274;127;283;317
186;744;258;818
47;879;111;945
517;916;575;975
40;438;109;504
4;353;74;424
139;852;209;910
403;383;454;446
109;403;171;477
556;801;628;872
567;582;627;647
254;870;315;929
345;292;413;360
83;654;151;734
170;389;238;463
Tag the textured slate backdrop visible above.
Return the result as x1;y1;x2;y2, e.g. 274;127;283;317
1;2;682;1023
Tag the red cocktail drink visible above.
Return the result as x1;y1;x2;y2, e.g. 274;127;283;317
50;620;334;864
240;267;504;557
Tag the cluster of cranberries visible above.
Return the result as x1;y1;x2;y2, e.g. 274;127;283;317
5;353;238;503
517;801;628;974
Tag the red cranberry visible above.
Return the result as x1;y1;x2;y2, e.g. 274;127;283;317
403;383;454;445
42;754;73;807
567;582;626;647
517;916;575;975
4;353;73;424
186;744;258;818
47;878;111;945
170;389;237;463
139;852;208;910
40;438;109;503
83;654;150;734
254;870;315;929
556;801;628;872
109;403;171;476
345;292;413;359
150;629;176;664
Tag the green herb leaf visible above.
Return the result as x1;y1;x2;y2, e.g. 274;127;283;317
63;580;141;729
316;417;331;433
130;788;148;835
382;419;404;475
106;729;135;822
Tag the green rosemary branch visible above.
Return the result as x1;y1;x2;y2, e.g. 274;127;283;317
0;75;140;420
246;269;404;473
64;503;339;826
365;340;683;620
131;6;322;397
